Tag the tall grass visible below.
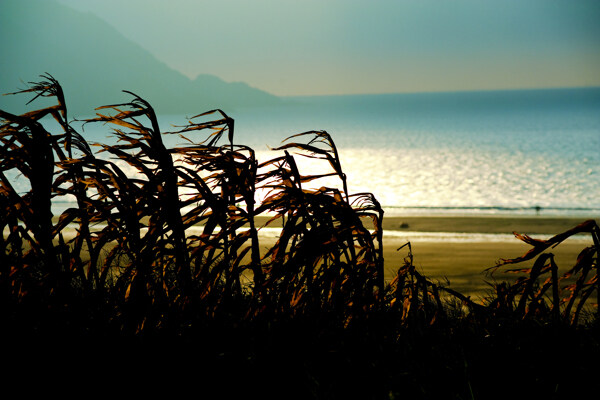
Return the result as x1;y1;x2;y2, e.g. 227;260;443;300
0;75;391;334
1;75;598;399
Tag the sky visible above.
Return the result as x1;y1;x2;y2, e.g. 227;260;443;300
48;0;600;96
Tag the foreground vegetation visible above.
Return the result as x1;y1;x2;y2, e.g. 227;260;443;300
1;75;598;399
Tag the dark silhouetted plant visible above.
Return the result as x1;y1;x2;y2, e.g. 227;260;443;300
1;75;597;339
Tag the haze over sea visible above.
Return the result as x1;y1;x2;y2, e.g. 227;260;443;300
35;87;600;219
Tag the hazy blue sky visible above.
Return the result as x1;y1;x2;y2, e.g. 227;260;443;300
50;0;600;96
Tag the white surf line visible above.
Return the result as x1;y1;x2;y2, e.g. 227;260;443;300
381;230;592;243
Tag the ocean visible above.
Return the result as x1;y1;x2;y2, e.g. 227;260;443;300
7;87;600;219
202;87;600;218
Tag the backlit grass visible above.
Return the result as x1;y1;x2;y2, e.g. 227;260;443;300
1;75;598;399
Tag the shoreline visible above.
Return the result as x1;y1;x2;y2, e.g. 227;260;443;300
252;214;599;234
40;213;597;299
252;214;598;299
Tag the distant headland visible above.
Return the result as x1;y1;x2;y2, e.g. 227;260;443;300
0;0;281;117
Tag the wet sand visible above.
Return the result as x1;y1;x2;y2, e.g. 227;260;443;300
253;214;596;235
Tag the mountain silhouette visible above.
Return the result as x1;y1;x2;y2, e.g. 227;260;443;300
0;0;281;117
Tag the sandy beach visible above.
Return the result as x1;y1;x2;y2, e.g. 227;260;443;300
253;214;599;299
42;213;598;300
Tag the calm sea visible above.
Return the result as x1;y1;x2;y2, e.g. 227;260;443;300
9;87;600;218
219;87;600;217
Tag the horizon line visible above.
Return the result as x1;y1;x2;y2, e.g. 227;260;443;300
278;84;600;99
